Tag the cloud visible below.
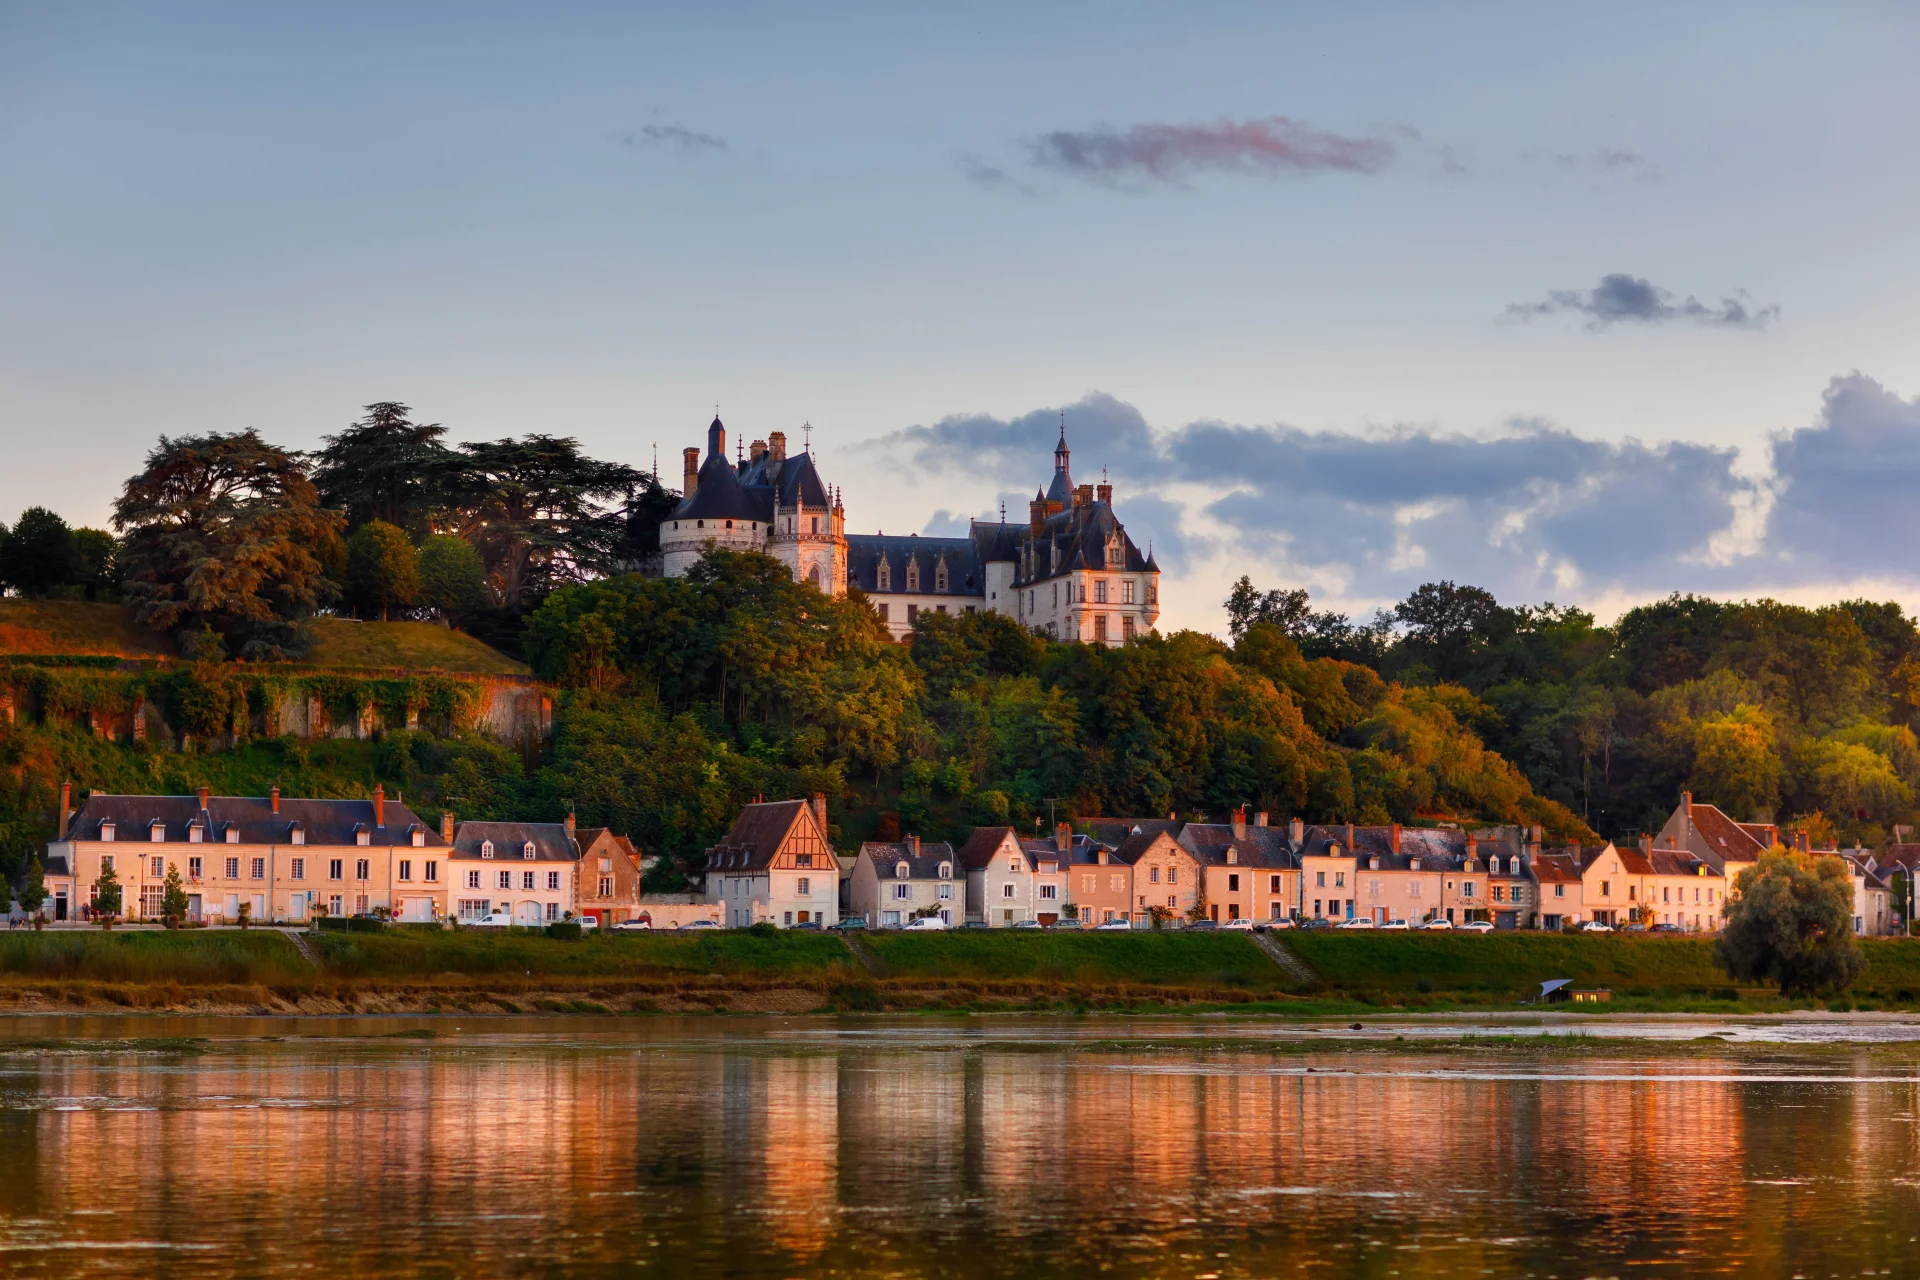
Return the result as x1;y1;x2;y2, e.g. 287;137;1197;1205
957;153;1036;197
1027;116;1395;186
619;123;728;151
1763;375;1920;578
1553;147;1650;172
1504;273;1780;331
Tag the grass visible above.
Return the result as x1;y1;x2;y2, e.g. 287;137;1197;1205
299;620;527;675
863;930;1289;991
0;600;171;658
0;930;311;985
1286;932;1731;997
309;928;853;979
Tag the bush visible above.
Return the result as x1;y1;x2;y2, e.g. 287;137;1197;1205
544;920;583;941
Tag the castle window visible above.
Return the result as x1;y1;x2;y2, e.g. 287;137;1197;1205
697;520;704;529
726;520;733;529
1094;615;1109;642
810;516;819;534
1106;538;1123;568
1147;582;1158;605
1122;616;1135;640
877;559;890;590
907;604;918;625
935;563;948;591
1122;580;1135;604
877;603;888;623
1094;579;1108;604
906;561;920;591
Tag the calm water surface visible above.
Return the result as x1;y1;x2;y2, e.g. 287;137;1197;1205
1;1014;1918;1277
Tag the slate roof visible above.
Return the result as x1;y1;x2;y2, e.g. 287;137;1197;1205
1112;830;1186;864
703;800;811;874
958;826;1018;871
1686;803;1770;862
735;446;831;510
676;450;770;523
860;840;959;879
671;414;834;524
1016;499;1154;587
449;821;578;862
62;793;442;848
41;853;70;877
845;534;984;597
1087;818;1186;847
1531;851;1583;884
1179;823;1297;868
1649;847;1720;878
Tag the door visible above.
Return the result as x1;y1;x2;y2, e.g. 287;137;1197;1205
288;896;306;922
54;892;67;921
224;894;240;919
187;894;202;923
251;894;266;920
516;900;543;926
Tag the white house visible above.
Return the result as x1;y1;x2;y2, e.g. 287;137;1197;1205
702;796;840;928
448;819;580;925
849;837;961;927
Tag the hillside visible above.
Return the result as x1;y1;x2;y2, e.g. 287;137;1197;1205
0;600;526;675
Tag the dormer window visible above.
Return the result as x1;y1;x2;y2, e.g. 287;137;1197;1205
225;825;239;844
188;822;204;844
290;823;305;846
355;825;371;847
1227;847;1238;866
1369;856;1379;870
1105;536;1123;568
905;561;920;591
1410;857;1421;871
523;841;536;859
149;819;165;843
481;840;495;859
877;559;890;590
99;820;116;842
938;862;952;879
411;827;425;848
935;562;948;592
895;862;910;880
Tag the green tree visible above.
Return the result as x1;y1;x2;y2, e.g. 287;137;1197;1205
113;429;344;658
1690;706;1781;821
0;872;12;916
161;861;189;926
416;534;489;622
69;528;120;599
17;856;46;926
344;519;420;620
0;506;75;597
92;859;122;928
1717;850;1863;995
310;401;457;537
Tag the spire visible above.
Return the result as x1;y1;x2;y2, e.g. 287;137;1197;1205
1055;413;1070;472
707;413;726;461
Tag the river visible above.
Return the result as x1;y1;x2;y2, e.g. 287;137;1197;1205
1;1013;1917;1277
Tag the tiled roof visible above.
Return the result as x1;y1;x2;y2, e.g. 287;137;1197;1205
703;800;811;874
860;840;958;879
1532;851;1583;884
1649;847;1719;878
450;821;577;862
1112;830;1184;864
1687;803;1769;862
957;826;1018;871
63;793;441;848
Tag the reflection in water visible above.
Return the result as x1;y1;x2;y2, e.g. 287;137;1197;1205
0;1017;1918;1277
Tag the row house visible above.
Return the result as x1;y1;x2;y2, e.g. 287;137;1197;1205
960;826;1067;926
1531;850;1584;929
1179;810;1297;924
704;796;840;928
447;819;581;925
850;836;960;927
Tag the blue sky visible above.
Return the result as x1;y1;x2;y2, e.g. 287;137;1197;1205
6;1;1920;634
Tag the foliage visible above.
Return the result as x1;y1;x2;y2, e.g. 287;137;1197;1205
161;861;189;924
91;858;122;922
113;429;343;658
68;529;119;600
1717;850;1864;995
416;534;490;621
0;507;76;597
343;520;420;620
17;857;46;918
310;402;455;538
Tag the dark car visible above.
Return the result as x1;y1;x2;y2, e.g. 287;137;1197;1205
834;916;869;931
1299;918;1334;931
1649;922;1683;934
788;920;822;931
962;920;992;930
1183;919;1220;931
1050;919;1084;930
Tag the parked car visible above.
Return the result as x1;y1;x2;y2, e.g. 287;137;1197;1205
789;920;822;930
1650;922;1683;934
1460;920;1496;934
1183;919;1219;931
1298;918;1334;930
1011;919;1043;930
611;919;653;932
466;912;514;930
677;919;720;931
1222;918;1257;931
962;920;992;930
1620;922;1649;934
1379;919;1410;931
576;915;598;931
1094;918;1133;931
835;915;869;931
1258;918;1296;931
1050;919;1083;930
1421;918;1453;931
1335;917;1375;930
1579;920;1614;933
902;915;949;931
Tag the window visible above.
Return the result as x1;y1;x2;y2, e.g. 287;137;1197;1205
522;842;535;860
100;821;116;842
1334;872;1346;888
188;824;203;844
250;857;265;881
938;862;952;879
1122;580;1135;604
877;603;889;623
328;859;342;881
331;895;345;916
1366;878;1379;897
425;861;438;883
398;860;412;881
1492;885;1503;901
935;564;948;591
547;871;560;891
896;862;910;880
798;877;811;896
150;856;164;878
795;853;813;868
1167;868;1177;885
894;883;911;900
906;561;920;591
877;560;890;590
498;870;512;890
291;826;305;846
188;856;202;880
1150;866;1160;884
1554;884;1565;898
356;859;370;880
810;516;819;534
547;903;561;922
1269;875;1281;893
598;876;612;896
522;871;535;891
938;883;953;899
225;826;239;844
1040;884;1058;900
225;857;239;879
1463;882;1476;898
1094;579;1108;604
906;604;918;625
290;858;305;881
1122;616;1135;640
481;841;494;859
1228;874;1240;892
1003;883;1016;899
412;828;425;847
1601;880;1611;898
467;870;481;890
1317;871;1326;888
356;828;370;847
150;822;164;843
1094;615;1108;642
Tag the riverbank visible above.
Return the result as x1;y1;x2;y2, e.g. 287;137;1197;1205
3;928;1917;1016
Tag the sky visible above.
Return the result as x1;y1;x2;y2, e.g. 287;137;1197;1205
6;1;1920;636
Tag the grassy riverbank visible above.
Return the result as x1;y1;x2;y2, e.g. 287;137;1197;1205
3;927;1920;1016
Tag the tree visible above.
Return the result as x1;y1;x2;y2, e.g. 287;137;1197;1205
1225;577;1311;642
1690;706;1781;821
416;534;489;622
310;402;457;537
1394;581;1510;683
114;430;344;658
343;520;420;620
447;436;642;610
161;861;189;926
69;528;119;599
1717;850;1864;995
0;507;75;597
92;859;122;928
0;872;12;916
18;856;46;927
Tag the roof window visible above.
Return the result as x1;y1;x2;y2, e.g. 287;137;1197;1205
149;819;165;843
895;861;910;879
225;825;239;844
481;840;495;859
523;841;536;859
99;820;116;842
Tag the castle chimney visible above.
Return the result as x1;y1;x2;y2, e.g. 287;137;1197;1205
769;431;787;462
270;784;280;814
750;439;767;462
1232;807;1247;840
58;780;71;838
197;785;209;811
441;810;454;843
683;447;700;497
812;792;827;835
1096;482;1112;505
1391;823;1402;855
1029;497;1045;539
1055;821;1071;853
1075;483;1093;508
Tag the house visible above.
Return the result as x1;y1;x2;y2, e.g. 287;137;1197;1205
1642;839;1727;931
449;818;580;925
1179;810;1298;924
1579;842;1652;925
1654;790;1773;881
1299;824;1360;922
43;782;446;924
849;836;961;927
1480;834;1535;929
703;796;840;928
1061;829;1134;926
1530;850;1584;929
960;825;1070;926
1838;849;1893;936
572;828;643;926
1345;826;1447;926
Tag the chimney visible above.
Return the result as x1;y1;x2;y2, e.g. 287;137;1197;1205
1797;831;1810;853
1530;824;1543;845
812;792;828;835
1639;833;1652;854
749;438;767;463
1681;790;1692;822
1029;497;1045;538
58;780;72;838
372;784;385;828
441;810;455;843
1055;821;1071;853
769;431;787;462
1290;816;1304;844
1346;821;1355;850
683;447;700;497
1075;483;1094;509
1232;807;1247;840
1254;811;1268;828
1467;832;1478;861
910;834;920;856
1096;482;1112;505
1391;823;1402;855
270;784;280;814
196;785;209;811
564;809;576;838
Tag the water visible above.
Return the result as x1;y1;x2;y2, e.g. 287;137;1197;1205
2;1014;1919;1277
